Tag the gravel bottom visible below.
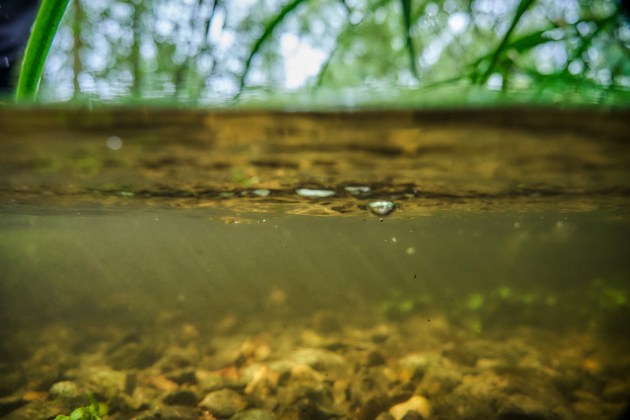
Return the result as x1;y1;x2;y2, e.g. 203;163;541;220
1;308;629;420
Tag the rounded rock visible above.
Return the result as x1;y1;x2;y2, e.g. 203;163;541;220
231;408;277;420
199;389;247;417
389;395;431;420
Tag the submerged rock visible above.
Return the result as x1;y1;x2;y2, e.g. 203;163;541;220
232;408;277;420
163;389;199;406
388;395;431;419
199;388;247;417
49;381;80;401
289;348;348;375
136;405;201;420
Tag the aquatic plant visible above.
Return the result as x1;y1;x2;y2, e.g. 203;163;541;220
15;0;70;101
54;394;106;420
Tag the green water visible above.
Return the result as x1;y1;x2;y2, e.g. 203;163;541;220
0;208;628;332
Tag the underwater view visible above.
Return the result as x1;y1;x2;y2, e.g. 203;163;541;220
2;0;630;418
0;108;629;419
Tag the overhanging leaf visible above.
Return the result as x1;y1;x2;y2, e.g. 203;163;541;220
236;0;310;95
477;0;536;84
400;0;419;80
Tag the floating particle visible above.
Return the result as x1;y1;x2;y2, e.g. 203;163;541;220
296;188;335;198
406;247;415;255
106;136;123;150
369;201;395;216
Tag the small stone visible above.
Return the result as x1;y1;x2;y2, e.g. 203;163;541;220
278;398;328;420
231;408;277;420
49;381;80;401
108;342;161;370
357;395;389;420
163;389;199;406
389;395;431;420
400;411;423;420
290;348;349;375
197;371;231;393
137;405;201;420
166;368;197;385
199;389;247;417
90;369;127;399
107;394;134;415
363;350;387;367
156;346;200;371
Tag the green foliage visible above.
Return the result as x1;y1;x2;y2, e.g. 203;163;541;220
15;0;70;101
238;0;310;94
54;394;107;420
399;0;419;80
16;0;630;105
477;0;536;84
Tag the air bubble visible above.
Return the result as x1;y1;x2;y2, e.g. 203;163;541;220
296;188;335;198
369;201;395;216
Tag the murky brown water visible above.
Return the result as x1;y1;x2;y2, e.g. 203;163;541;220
0;107;629;419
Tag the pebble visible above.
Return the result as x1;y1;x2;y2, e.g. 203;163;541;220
362;350;387;367
389;395;431;420
289;348;349;375
231;408;277;420
163;389;199;406
197;371;229;393
166;368;197;385
48;381;80;401
199;389;247;417
357;395;388;420
89;369;127;399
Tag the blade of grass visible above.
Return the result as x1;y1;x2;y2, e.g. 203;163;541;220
477;0;536;84
400;0;419;80
470;27;551;71
15;0;71;101
236;0;309;97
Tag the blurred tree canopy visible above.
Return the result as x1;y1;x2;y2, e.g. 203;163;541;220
41;0;630;105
